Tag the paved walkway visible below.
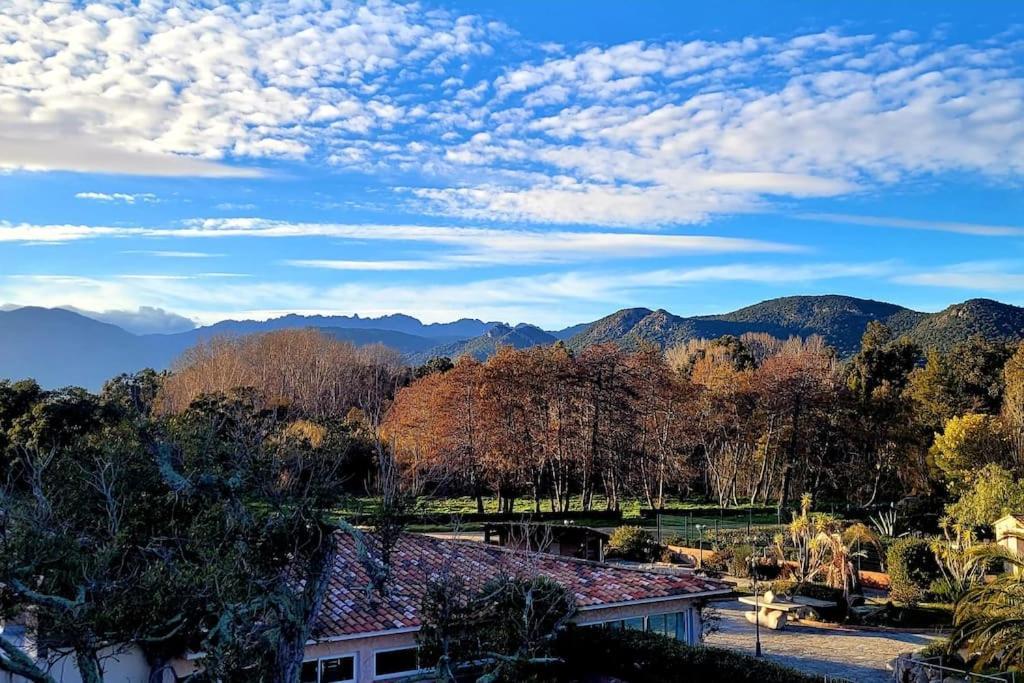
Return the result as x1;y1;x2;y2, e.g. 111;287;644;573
705;600;939;682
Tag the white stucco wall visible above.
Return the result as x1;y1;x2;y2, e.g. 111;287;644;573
5;645;152;683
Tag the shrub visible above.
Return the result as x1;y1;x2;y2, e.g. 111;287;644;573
928;577;958;603
702;547;731;574
554;626;816;683
887;537;940;606
769;579;841;602
606;526;661;562
729;543;754;578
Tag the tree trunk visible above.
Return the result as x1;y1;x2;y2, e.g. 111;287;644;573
273;535;339;683
75;649;103;683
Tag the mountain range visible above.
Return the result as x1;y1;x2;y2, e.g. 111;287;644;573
5;295;1024;390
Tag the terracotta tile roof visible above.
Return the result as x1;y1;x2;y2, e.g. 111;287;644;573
312;532;728;640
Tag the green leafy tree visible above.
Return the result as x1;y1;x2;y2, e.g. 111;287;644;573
1002;342;1024;461
418;571;577;683
149;390;353;682
908;336;1013;430
0;396;183;682
844;323;922;502
886;537;940;606
945;463;1024;530
930;413;1012;491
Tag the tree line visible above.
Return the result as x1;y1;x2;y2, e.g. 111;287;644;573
386;323;1024;515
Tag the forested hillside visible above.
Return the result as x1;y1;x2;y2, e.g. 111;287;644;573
6;295;1024;388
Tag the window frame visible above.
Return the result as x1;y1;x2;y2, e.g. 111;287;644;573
372;645;426;681
300;653;358;683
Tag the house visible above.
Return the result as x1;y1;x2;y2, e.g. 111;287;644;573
481;522;610;561
4;532;729;683
994;514;1024;574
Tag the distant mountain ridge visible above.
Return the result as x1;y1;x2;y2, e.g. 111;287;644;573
5;295;1024;390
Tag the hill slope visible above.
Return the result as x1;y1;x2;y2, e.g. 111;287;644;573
906;299;1024;351
8;296;1024;390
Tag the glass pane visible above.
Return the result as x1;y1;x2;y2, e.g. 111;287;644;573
321;656;355;683
375;648;419;676
647;614;666;635
663;610;679;638
624;617;644;631
300;661;318;683
675;611;688;642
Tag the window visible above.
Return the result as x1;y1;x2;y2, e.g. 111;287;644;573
299;656;356;683
592;610;693;643
321;656;356;683
374;647;420;679
623;617;645;631
644;611;689;642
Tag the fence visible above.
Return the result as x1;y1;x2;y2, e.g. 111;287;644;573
645;510;889;571
893;655;1016;682
345;509;624;526
643;510;783;547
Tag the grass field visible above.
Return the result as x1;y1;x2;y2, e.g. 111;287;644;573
335;495;785;534
336;495;779;518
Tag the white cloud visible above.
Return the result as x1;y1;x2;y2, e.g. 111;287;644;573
62;305;197;335
405;31;1024;225
284;259;454;271
122;250;220;259
0;218;803;265
0;0;499;176
796;212;1024;236
622;262;896;287
893;261;1024;291
76;192;159;204
0;261;887;330
5;3;1021;217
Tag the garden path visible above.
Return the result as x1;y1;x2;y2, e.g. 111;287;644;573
706;599;939;682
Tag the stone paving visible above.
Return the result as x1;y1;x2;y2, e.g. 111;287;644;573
705;600;939;682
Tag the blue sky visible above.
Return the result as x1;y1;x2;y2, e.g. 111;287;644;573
1;1;1023;333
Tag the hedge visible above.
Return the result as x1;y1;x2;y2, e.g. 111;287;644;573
552;626;817;683
886;536;940;605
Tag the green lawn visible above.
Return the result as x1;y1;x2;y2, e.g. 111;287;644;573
334;495;777;518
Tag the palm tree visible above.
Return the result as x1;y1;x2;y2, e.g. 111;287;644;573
949;544;1024;671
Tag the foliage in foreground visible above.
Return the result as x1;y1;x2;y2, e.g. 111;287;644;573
949;547;1024;671
550;626;817;683
417;573;577;683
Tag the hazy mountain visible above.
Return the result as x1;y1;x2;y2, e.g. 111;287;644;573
9;295;1024;390
0;307;165;389
413;323;558;363
549;322;591;340
317;327;442;355
189;313;494;341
